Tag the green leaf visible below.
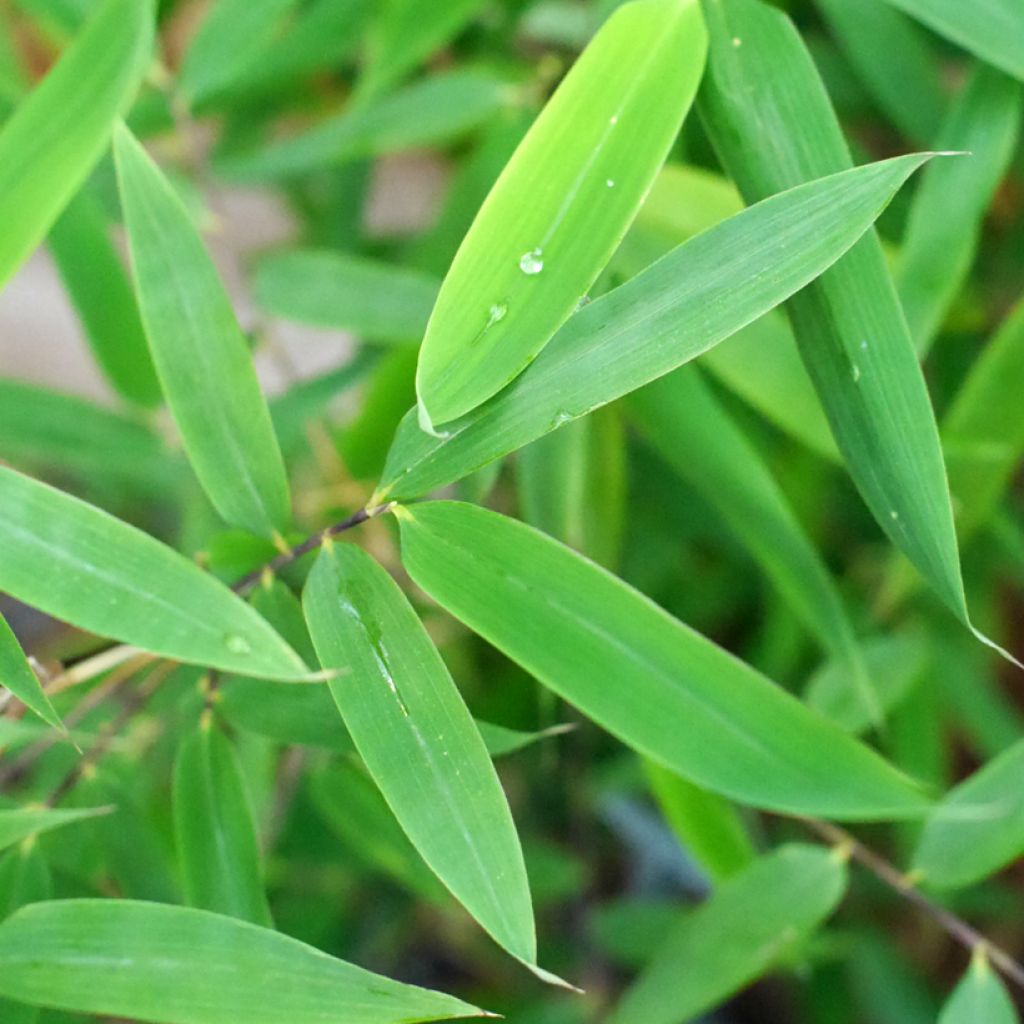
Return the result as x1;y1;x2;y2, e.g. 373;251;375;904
913;736;1024;888
0;900;490;1023
608;844;848;1023
414;0;708;430
303;543;539;970
253;249;439;342
698;0;973;635
0;0;153;289
898;65;1022;353
628;365;871;717
943;296;1024;539
397;502;928;820
0;466;307;679
217;70;510;181
0;842;51;1024
179;0;300;106
48;187;162;407
939;954;1019;1024
114;124;291;538
376;153;932;501
173;714;272;926
0;614;60;731
879;0;1024;81
0;806;111;855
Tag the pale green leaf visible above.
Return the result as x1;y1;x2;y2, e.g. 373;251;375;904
913;736;1024;888
376;153;932;502
608;844;848;1023
939;955;1019;1024
0;0;153;289
115;124;291;538
303;544;537;968
0;900;490;1023
0;806;111;855
0;466;307;679
415;0;708;429
0;614;60;730
174;715;272;926
397;502;929;820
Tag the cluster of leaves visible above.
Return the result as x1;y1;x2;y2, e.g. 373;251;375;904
0;0;1021;1021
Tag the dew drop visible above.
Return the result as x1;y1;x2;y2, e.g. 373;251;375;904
519;248;544;275
575;294;591;312
890;510;900;521
553;410;573;428
609;114;618;125
860;340;869;350
852;365;862;383
732;36;743;47
224;634;251;655
606;178;615;188
487;302;508;326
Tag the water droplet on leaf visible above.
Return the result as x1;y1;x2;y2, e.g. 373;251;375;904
519;249;544;275
224;634;251;655
487;302;508;326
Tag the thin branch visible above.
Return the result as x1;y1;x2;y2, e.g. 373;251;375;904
803;818;1024;992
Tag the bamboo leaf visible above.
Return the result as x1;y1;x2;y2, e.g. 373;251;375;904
48;187;161;407
114;124;291;538
415;0;708;430
303;544;539;971
254;249;439;342
0;806;111;854
913;737;1024;888
0;466;307;680
396;502;929;820
698;0;975;637
879;0;1024;81
0;842;51;1024
0;0;153;289
608;844;848;1023
898;65;1022;353
939;954;1019;1024
0;614;60;731
376;153;932;501
0;900;491;1023
174;714;272;926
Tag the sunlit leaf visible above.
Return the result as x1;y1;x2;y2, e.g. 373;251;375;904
415;0;708;429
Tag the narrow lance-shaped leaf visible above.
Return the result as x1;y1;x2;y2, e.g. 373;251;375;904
697;0;977;642
115;124;291;538
303;544;541;974
414;0;709;430
898;64;1022;353
912;736;1024;889
174;713;272;926
939;952;1020;1024
0;900;490;1023
878;0;1024;82
0;842;52;1024
0;614;61;730
608;845;848;1024
375;153;933;502
628;366;876;723
397;502;928;820
0;466;307;680
0;806;112;855
0;0;153;289
48;186;162;407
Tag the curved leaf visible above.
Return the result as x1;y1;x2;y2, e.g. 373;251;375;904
0;900;489;1023
415;0;708;429
397;502;929;820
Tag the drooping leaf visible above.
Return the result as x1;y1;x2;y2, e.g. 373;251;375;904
608;844;848;1023
0;900;489;1023
303;543;538;969
0;0;153;289
254;249;439;342
913;736;1024;888
698;0;973;634
878;0;1024;81
938;953;1019;1024
217;70;510;182
397;502;928;820
48;186;161;407
0;806;111;855
173;714;272;926
114;124;292;538
415;0;708;430
375;153;932;501
898;64;1022;353
0;614;60;730
0;466;307;679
